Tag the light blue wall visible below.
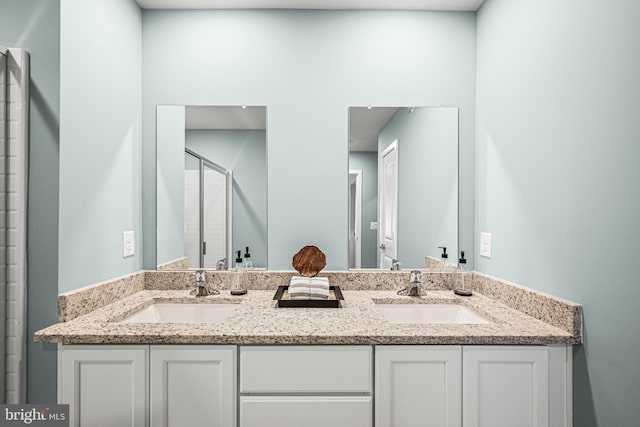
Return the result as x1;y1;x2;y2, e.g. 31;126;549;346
186;130;267;268
348;152;378;268
0;0;60;404
8;2;633;417
59;0;142;292
379;107;458;267
476;0;640;425
142;10;477;270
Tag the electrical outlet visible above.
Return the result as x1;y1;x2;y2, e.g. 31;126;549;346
370;222;378;230
480;232;492;258
123;231;135;257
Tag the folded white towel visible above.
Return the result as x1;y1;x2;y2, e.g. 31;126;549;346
308;287;329;298
289;276;330;290
287;286;308;296
288;286;330;299
289;295;329;301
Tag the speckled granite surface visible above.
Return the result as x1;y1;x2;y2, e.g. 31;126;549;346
36;270;582;345
156;257;189;271
57;270;462;322
145;269;460;292
425;256;459;272
58;272;145;322
470;272;583;338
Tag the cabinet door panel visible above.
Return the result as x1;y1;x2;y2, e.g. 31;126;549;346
240;396;372;427
463;346;549;427
59;345;148;427
376;346;461;427
150;345;236;427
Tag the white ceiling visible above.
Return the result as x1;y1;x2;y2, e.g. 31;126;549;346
349;107;398;152
136;0;485;11
186;105;395;150
185;105;266;129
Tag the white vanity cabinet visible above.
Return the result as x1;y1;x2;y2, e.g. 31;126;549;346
59;343;571;427
58;345;149;427
58;345;236;427
375;345;571;427
463;345;571;427
375;346;463;427
239;346;373;427
150;345;236;427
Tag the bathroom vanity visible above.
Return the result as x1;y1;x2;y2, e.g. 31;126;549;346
56;343;570;427
37;270;581;427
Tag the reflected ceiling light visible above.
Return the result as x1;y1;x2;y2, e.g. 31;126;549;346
241;104;247;109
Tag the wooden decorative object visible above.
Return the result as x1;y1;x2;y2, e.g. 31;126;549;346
292;245;326;277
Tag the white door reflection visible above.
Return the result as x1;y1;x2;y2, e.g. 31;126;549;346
379;140;398;269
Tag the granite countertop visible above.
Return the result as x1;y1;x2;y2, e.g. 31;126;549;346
34;288;579;345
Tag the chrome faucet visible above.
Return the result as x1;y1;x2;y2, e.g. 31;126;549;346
215;257;228;270
390;259;402;271
397;270;423;297
190;270;220;297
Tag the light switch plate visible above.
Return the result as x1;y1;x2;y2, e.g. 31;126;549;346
123;231;135;257
480;232;492;258
370;222;378;230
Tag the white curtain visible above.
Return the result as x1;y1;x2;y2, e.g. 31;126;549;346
1;46;29;404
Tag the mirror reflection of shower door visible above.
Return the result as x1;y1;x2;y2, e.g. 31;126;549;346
184;151;201;268
202;163;233;268
184;149;233;269
348;170;362;269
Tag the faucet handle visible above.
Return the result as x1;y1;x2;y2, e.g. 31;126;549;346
190;270;220;296
397;271;424;297
194;270;206;283
215;258;227;270
410;270;422;284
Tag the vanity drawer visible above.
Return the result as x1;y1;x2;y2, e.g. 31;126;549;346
240;345;372;393
240;396;372;427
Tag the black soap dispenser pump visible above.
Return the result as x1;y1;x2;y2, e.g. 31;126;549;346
454;251;472;297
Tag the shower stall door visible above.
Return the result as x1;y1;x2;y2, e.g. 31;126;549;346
1;46;29;403
184;149;232;269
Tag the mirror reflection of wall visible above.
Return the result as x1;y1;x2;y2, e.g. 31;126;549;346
349;106;459;270
156;105;267;270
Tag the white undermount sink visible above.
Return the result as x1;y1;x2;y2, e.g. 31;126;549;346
121;303;238;324
376;303;491;324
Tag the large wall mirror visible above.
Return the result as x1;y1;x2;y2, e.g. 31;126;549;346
348;106;458;270
156;105;267;270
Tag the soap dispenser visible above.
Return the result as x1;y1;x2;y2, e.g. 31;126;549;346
231;250;248;296
234;250;243;269
438;246;448;271
243;246;254;269
454;251;472;297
